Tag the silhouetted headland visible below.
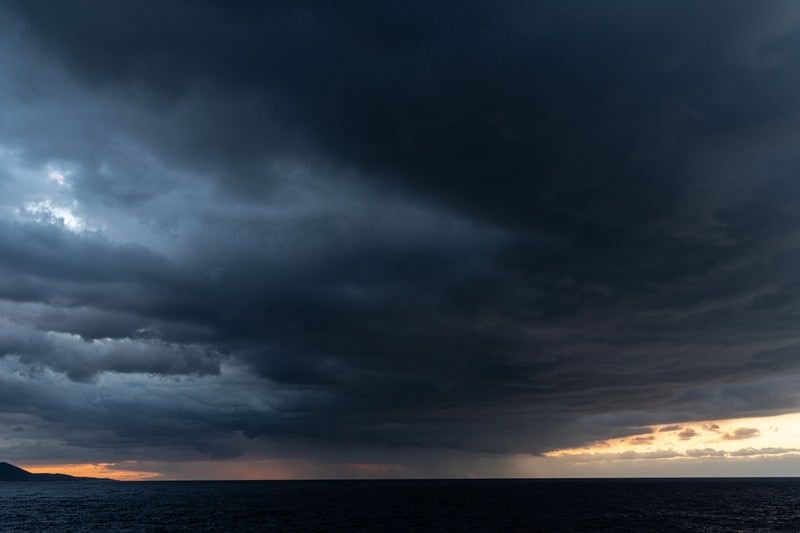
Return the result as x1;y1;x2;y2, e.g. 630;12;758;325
0;462;114;481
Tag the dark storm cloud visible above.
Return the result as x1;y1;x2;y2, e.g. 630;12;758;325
2;0;800;470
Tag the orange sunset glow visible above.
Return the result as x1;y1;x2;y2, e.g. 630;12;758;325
22;463;160;481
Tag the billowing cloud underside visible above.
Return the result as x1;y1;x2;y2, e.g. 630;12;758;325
1;0;800;471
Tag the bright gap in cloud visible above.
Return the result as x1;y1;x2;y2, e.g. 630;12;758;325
47;170;67;186
545;412;800;462
21;199;86;232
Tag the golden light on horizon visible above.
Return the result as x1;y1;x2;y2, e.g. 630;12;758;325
22;463;160;481
544;411;800;463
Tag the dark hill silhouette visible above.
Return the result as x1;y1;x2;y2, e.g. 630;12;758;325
0;462;113;481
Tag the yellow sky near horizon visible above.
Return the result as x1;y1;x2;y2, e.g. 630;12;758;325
18;411;800;480
544;411;800;462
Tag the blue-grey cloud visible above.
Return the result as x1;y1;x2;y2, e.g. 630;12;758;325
1;1;800;472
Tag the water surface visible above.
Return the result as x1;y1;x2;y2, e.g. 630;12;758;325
2;478;799;531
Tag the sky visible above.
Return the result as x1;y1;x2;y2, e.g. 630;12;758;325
2;1;800;480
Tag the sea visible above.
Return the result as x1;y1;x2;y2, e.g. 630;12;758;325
1;478;799;532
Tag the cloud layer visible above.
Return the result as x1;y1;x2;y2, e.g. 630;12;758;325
2;1;800;476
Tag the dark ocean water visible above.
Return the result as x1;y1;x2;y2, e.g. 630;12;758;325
2;478;800;532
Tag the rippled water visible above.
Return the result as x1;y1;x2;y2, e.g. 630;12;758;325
2;478;800;531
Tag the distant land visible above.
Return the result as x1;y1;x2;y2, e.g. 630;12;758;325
0;462;114;482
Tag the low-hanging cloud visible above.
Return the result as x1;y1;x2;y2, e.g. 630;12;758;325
1;1;800;475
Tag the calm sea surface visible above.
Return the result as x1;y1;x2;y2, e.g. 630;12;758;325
1;478;799;532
